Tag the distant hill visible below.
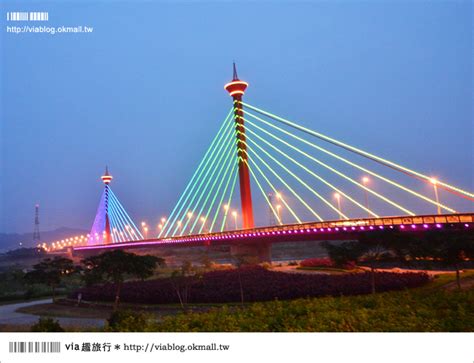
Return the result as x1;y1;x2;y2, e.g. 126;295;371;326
0;227;89;252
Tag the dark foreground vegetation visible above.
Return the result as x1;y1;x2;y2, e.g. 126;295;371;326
151;283;474;332
73;266;430;305
0;228;471;332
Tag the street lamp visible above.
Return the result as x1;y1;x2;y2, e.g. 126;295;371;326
232;211;238;230
223;204;230;230
200;216;207;233
276;204;282;224
362;176;371;218
141;221;148;240
430;178;441;215
177;220;182;236
334;193;343;219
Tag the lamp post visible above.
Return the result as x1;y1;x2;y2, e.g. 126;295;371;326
232;211;238;230
362;176;370;218
223;204;229;230
200;216;207;233
141;222;148;240
334;193;343;219
430;178;441;215
276;204;282;225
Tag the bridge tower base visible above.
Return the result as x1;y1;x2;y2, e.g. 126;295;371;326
230;243;272;264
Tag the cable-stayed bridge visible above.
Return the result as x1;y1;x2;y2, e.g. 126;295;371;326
43;64;473;261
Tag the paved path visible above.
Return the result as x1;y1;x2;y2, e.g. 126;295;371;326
0;299;105;328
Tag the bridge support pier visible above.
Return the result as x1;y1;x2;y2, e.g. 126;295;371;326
230;242;272;264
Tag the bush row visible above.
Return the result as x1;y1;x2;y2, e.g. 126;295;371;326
72;266;430;304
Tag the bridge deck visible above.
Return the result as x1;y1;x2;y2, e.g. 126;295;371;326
73;213;474;253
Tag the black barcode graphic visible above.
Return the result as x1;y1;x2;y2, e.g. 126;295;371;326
9;342;60;353
7;12;49;21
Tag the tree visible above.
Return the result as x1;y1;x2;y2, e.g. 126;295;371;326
323;231;396;294
82;250;164;310
170;260;198;310
322;241;361;268
24;256;76;302
232;253;256;305
416;230;474;289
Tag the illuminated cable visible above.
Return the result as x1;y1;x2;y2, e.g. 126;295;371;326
175;127;236;236
107;202;127;242
108;189;144;239
108;193;136;240
246;144;323;222
210;164;238;232
243;102;474;201
245;123;379;217
246;133;350;220
199;147;238;234
106;204;120;243
190;139;237;234
245;159;282;224
108;196;135;241
245;148;302;223
245;117;413;216
166;117;235;237
220;167;239;231
244;109;456;214
160;108;233;237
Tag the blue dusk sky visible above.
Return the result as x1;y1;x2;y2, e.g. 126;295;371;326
0;0;472;235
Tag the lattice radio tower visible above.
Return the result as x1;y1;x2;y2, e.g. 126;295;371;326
33;204;41;243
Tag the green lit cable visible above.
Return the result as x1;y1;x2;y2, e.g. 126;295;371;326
169;117;235;237
220;167;239;231
246;143;323;222
161;108;234;237
245;131;350;219
176;127;236;236
245;117;413;216
244;110;456;214
245;159;281;224
191;139;237;234
199;145;238;234
245;148;302;223
243;102;473;201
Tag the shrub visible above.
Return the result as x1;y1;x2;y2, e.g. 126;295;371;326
106;310;155;332
300;258;333;268
300;257;356;270
73;266;430;305
31;317;64;332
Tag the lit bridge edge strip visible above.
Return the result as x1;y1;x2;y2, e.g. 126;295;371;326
73;213;474;251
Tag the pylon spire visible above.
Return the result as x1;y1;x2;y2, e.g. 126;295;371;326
101;166;113;184
233;62;239;81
